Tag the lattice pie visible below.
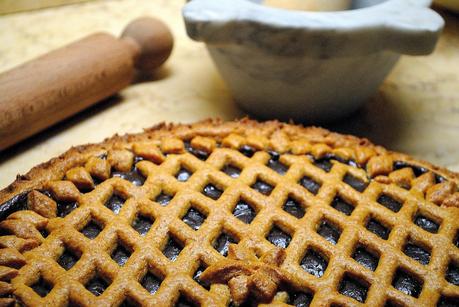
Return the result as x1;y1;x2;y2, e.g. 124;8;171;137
0;119;458;307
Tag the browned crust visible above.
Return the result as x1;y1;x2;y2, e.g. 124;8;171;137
1;118;458;204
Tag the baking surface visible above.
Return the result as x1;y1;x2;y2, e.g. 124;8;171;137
0;0;458;188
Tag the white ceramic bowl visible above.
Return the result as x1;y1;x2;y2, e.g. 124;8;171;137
183;0;444;122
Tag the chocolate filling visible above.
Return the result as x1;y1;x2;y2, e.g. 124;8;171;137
446;262;459;286
202;184;223;200
113;165;145;187
331;196;354;216
176;167;192;182
111;244;131;266
132;215;153;236
105;194;125;214
287;291;313;307
283;198;305;219
352;247;379;271
251;180;273;196
437;296;459;307
141;271;162;294
366;218;390;240
182;208;205;231
239;145;255;158
163;237;183;261
57;247;80;271
317;221;340;245
57;200;79;218
155;193;173;206
232;201;256;224
403;243;430;265
339;275;368;303
85;275;109;296
31;277;52;297
393;161;427;177
0;192;28;221
193;264;210;289
267;152;288;175
377;194;402;213
213;232;237;257
222;164;241;178
392;269;422;298
313;159;333;173
81;221;102;239
266;226;291;249
343;173;368;192
185;142;209;161
414;215;439;233
299;176;321;195
301;249;328;278
120;298;139;307
455;231;459;248
175;294;195;307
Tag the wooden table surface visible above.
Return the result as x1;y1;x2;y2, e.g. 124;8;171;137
0;0;458;188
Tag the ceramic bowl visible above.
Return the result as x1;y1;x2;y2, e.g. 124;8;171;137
183;0;444;122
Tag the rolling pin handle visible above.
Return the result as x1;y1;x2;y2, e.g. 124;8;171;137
121;17;174;73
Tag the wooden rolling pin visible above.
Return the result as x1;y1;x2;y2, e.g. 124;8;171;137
0;17;173;151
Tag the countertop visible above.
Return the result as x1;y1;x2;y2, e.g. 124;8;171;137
0;0;458;188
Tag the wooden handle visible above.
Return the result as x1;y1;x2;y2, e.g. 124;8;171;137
0;17;173;151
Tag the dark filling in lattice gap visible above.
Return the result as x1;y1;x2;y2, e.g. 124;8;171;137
300;176;321;195
414;214;439;233
301;249;328;277
283;198;305;219
377;194;403;213
352;247;379;271
112;165;145;187
163;237;183;261
182;208;206;230
317;221;341;245
184;142;209;161
132;215;153;236
176;293;196;307
85;274;110;296
339;275;368;303
202;184;223;200
58;247;80;270
366;218;390;240
403;242;430;265
251;180;273;196
392;269;423;298
446;262;459;286
0;192;29;221
343;173;368;192
111;243;132;266
141;271;162;294
193;264;210;289
222;164;241;178
267;226;291;249
287;290;313;307
31;277;53;297
176;167;192;182
267;151;288;175
155;193;173;206
105;194;125;214
81;220;103;239
331;196;354;216
213;232;238;257
239;145;255;157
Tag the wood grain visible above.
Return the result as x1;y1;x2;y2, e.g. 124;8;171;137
0;33;135;150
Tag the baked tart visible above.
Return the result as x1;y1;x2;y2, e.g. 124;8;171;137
0;119;458;307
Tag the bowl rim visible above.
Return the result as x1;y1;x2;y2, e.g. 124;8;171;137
183;0;444;56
